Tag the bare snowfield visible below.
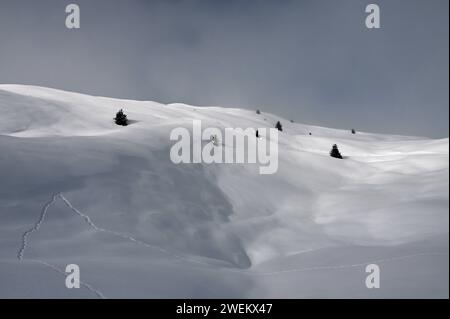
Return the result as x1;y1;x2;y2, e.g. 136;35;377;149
0;85;448;298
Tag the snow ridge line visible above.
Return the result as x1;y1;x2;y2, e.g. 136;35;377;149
28;259;106;299
233;252;449;276
17;193;59;261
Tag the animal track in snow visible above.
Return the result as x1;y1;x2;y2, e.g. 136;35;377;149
17;193;212;274
17;193;105;298
18;193;448;297
57;194;211;266
229;251;448;276
29;259;106;299
17;193;59;261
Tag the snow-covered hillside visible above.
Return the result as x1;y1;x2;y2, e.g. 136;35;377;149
0;85;448;298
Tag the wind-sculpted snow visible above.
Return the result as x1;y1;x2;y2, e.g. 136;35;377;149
58;194;215;266
17;194;446;299
18;192;226;266
0;85;448;298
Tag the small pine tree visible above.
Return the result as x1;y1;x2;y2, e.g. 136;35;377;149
351;128;356;134
114;109;128;126
330;144;343;159
309;132;312;135
290;119;294;123
275;121;283;131
256;129;259;138
256;109;261;114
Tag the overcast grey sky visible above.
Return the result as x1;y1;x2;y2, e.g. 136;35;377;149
0;0;448;137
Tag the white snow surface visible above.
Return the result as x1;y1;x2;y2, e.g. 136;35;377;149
0;85;448;298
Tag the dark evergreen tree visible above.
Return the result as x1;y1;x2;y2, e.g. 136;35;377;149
330;144;343;159
114;109;128;126
256;109;261;114
309;132;312;135
256;129;259;138
351;129;356;134
275;121;283;131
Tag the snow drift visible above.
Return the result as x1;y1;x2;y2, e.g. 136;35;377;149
0;85;448;298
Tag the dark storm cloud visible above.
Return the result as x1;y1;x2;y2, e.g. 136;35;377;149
0;0;448;137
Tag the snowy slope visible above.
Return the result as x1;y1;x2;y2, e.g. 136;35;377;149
0;85;448;298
